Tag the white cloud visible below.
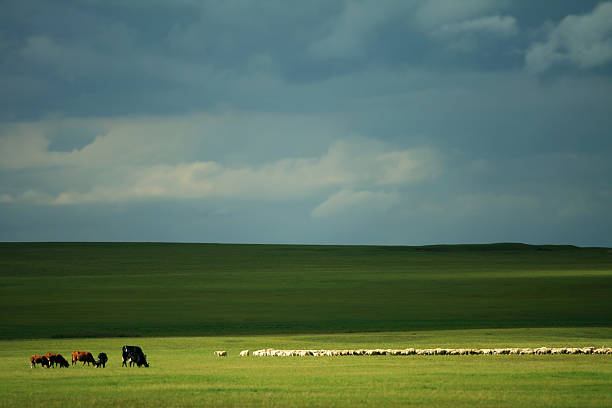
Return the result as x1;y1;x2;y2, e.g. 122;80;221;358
311;189;399;219
0;190;54;205
0;128;65;169
0;113;441;205
526;2;612;73
438;15;517;37
43;141;438;205
377;149;440;184
0;112;340;170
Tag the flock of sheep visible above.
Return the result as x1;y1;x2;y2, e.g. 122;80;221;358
213;346;612;357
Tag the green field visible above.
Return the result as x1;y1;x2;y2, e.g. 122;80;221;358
1;329;612;407
1;243;611;406
1;243;612;339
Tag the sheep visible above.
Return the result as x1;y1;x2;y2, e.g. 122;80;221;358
244;345;609;358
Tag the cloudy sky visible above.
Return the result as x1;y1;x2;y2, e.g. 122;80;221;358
1;0;611;245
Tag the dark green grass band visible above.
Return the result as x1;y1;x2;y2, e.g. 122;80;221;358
1;242;611;340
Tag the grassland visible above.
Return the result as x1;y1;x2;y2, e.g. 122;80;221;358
1;243;611;339
1;243;611;407
1;328;612;407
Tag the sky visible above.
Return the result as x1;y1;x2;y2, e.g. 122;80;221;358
1;0;611;246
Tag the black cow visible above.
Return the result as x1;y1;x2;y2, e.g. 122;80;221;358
30;355;49;368
122;345;149;367
48;354;69;368
96;353;108;368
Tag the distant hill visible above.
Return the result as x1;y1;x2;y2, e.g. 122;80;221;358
1;242;611;339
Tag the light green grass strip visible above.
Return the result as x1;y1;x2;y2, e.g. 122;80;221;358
1;328;611;408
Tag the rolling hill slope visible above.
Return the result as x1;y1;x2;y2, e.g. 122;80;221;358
1;243;611;339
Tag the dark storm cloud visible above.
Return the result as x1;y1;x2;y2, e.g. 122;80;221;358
0;0;534;118
1;1;612;246
1;0;341;118
2;1;611;118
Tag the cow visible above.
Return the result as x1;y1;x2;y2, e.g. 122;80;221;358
30;355;49;368
214;350;227;357
96;353;108;368
72;351;96;366
239;350;249;357
122;345;149;367
45;353;59;367
45;353;69;368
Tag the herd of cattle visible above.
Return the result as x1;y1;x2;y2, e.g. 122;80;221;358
218;346;612;357
29;346;149;368
31;345;611;366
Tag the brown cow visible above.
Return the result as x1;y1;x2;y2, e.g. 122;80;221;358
45;353;58;367
30;355;49;368
46;353;70;368
71;351;97;366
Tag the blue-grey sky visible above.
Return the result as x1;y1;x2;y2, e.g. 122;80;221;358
1;0;612;245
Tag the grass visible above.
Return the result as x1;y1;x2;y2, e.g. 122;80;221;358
1;328;611;407
1;242;611;339
1;242;611;406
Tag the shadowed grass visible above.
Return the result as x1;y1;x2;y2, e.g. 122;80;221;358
1;242;612;339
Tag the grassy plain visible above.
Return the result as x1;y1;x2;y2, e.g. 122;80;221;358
1;243;611;339
1;328;612;407
1;243;611;406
